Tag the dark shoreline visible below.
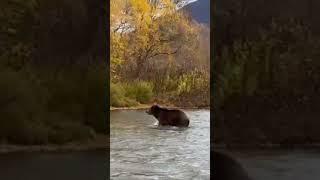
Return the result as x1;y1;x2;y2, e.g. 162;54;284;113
214;143;320;150
0;135;107;154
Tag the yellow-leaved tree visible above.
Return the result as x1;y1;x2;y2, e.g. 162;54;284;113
110;0;199;81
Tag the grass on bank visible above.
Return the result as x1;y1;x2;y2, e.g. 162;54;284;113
110;81;153;107
110;71;210;108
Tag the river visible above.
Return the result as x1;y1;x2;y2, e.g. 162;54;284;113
110;109;211;180
1;109;320;179
0;150;107;180
228;149;320;180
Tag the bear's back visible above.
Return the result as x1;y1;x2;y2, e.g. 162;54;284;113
158;108;189;127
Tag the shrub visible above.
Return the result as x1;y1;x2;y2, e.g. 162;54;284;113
43;63;108;134
82;64;108;133
135;81;153;103
0;68;49;144
48;121;96;145
111;82;139;107
125;81;153;104
0;62;108;145
110;81;153;106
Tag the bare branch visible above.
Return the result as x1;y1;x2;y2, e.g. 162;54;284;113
148;46;181;59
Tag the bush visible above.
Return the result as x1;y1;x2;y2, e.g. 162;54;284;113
4;120;51;145
135;81;153;103
111;81;153;107
0;62;107;145
110;83;138;107
0;68;49;145
176;71;208;95
43;63;108;134
48;121;96;145
111;82;126;106
82;64;108;133
124;81;153;104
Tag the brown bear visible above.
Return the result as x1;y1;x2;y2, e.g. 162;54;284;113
146;105;190;127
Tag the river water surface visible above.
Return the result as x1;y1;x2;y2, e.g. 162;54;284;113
2;110;320;179
0;150;107;180
230;149;320;180
110;109;211;180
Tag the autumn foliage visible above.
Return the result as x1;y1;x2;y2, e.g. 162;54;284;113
111;0;210;107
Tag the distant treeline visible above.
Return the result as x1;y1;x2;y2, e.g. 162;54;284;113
213;0;320;145
0;0;107;145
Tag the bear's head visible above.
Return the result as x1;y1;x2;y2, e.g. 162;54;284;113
146;104;161;115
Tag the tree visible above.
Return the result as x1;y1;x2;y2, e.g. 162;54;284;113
110;0;199;80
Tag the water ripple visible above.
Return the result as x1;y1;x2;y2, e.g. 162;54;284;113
111;110;210;179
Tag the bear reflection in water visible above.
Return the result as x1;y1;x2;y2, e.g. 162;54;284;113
146;104;190;127
213;151;252;180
